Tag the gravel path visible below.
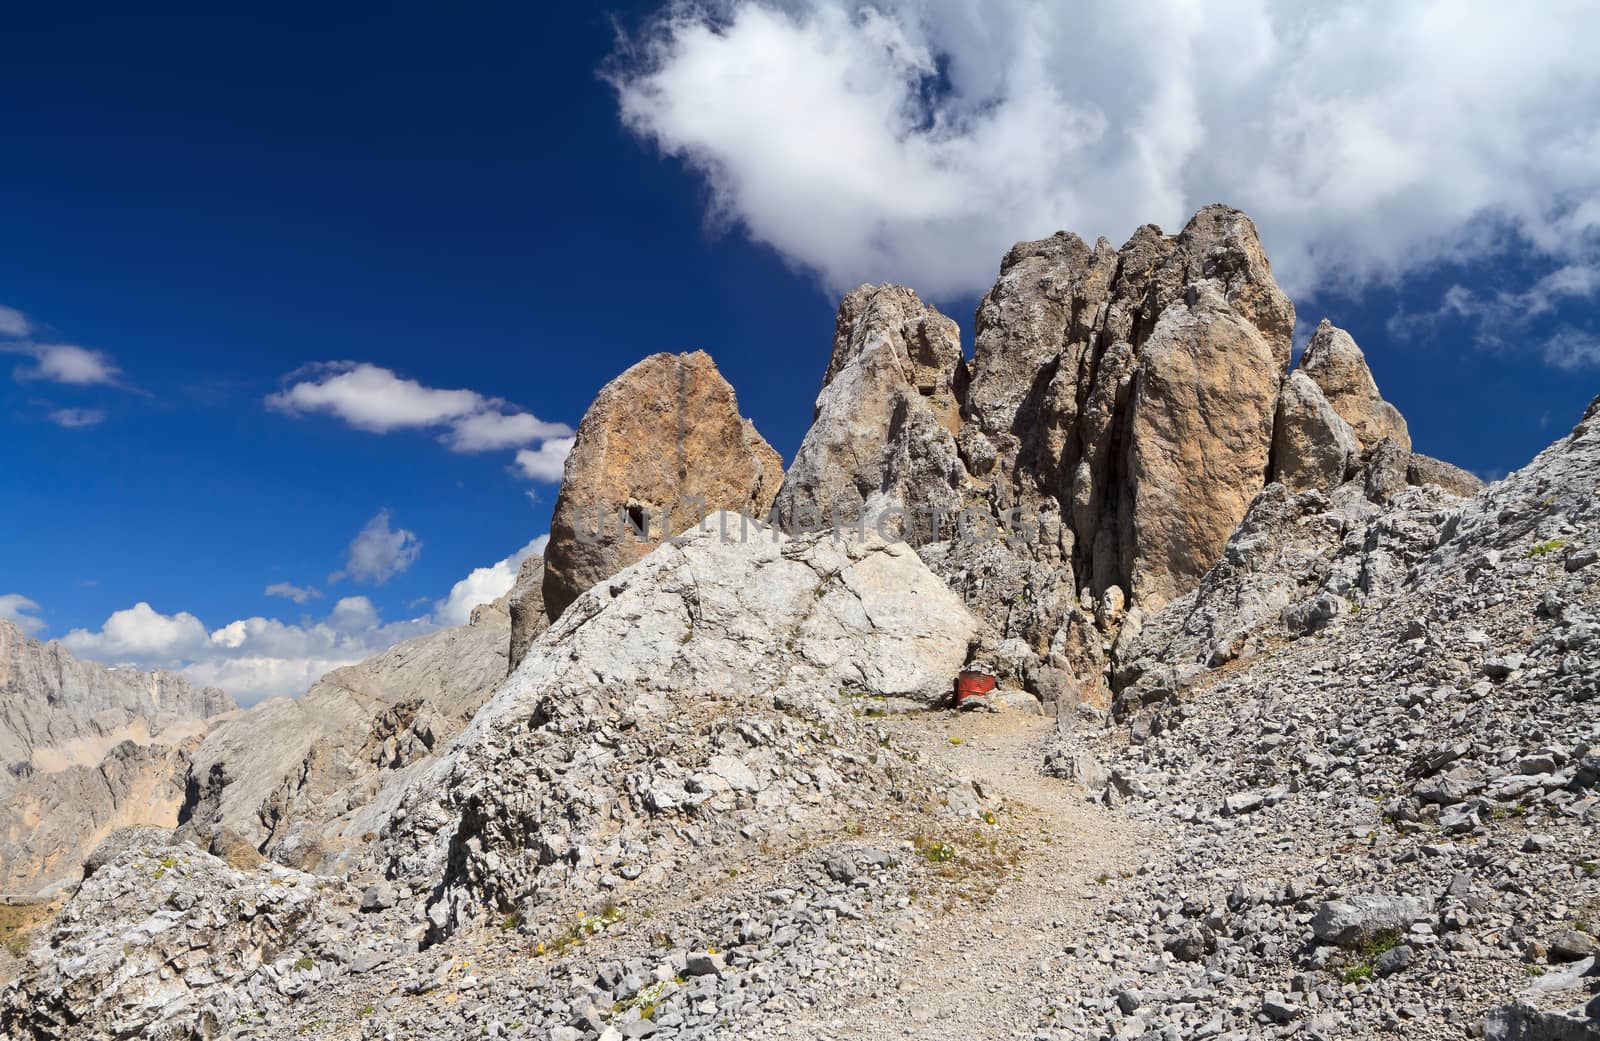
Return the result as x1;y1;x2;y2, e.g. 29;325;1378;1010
772;708;1150;1041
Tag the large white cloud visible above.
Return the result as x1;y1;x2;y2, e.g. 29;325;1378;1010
55;537;549;705
267;361;573;472
433;535;548;626
611;0;1600;354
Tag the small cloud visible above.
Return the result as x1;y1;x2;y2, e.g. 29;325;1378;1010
1542;329;1600;370
440;410;572;453
47;407;107;428
329;509;422;585
0;305;31;338
264;581;322;605
515;437;576;482
0;593;46;636
7;343;123;386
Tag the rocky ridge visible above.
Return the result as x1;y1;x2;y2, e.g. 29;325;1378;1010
0;621;235;895
179;605;515;875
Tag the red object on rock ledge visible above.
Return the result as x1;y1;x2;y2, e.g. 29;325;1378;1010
955;670;997;703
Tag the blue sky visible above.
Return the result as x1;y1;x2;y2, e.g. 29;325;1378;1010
2;2;1596;701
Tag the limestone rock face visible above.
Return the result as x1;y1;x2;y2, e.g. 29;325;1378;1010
1299;319;1411;451
1122;284;1288;608
384;515;979;936
943;205;1295;618
1272;370;1359;492
505;553;548;673
0;739;198;894
749;206;1306;709
771;206;1297;702
774;285;966;541
0;620;233;772
542;351;785;621
181;610;511;873
1;841;357;1040
0;621;234;894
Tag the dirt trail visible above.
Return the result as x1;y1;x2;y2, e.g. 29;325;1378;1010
778;707;1149;1040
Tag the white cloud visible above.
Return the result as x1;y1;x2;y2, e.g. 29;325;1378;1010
433;535;547;626
61;602;210;659
264;581;322;604
329;509;422;585
267;362;483;433
515;437;575;482
60;537;550;704
0;594;46;636
1388;264;1600;357
2;303;132;390
266;361;572;466
47;407;107;428
610;0;1600;327
5;343;123;385
0;305;30;338
441;410;572;452
1543;330;1600;370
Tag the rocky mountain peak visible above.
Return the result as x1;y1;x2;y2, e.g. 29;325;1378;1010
1299;317;1412;451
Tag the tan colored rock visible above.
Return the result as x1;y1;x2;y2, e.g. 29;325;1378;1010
774;205;1298;698
1272;370;1359;492
505;553;548;673
1123;285;1288;607
542;351;784;621
774;285;967;541
1299;319;1410;451
962;204;1295;615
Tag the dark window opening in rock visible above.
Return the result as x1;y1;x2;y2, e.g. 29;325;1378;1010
625;504;649;541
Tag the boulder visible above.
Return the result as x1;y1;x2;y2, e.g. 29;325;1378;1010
1407;452;1486;497
542;351;784;621
1311;894;1433;947
1363;438;1413;505
1271;371;1359;491
1299;320;1411;451
773;284;966;543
